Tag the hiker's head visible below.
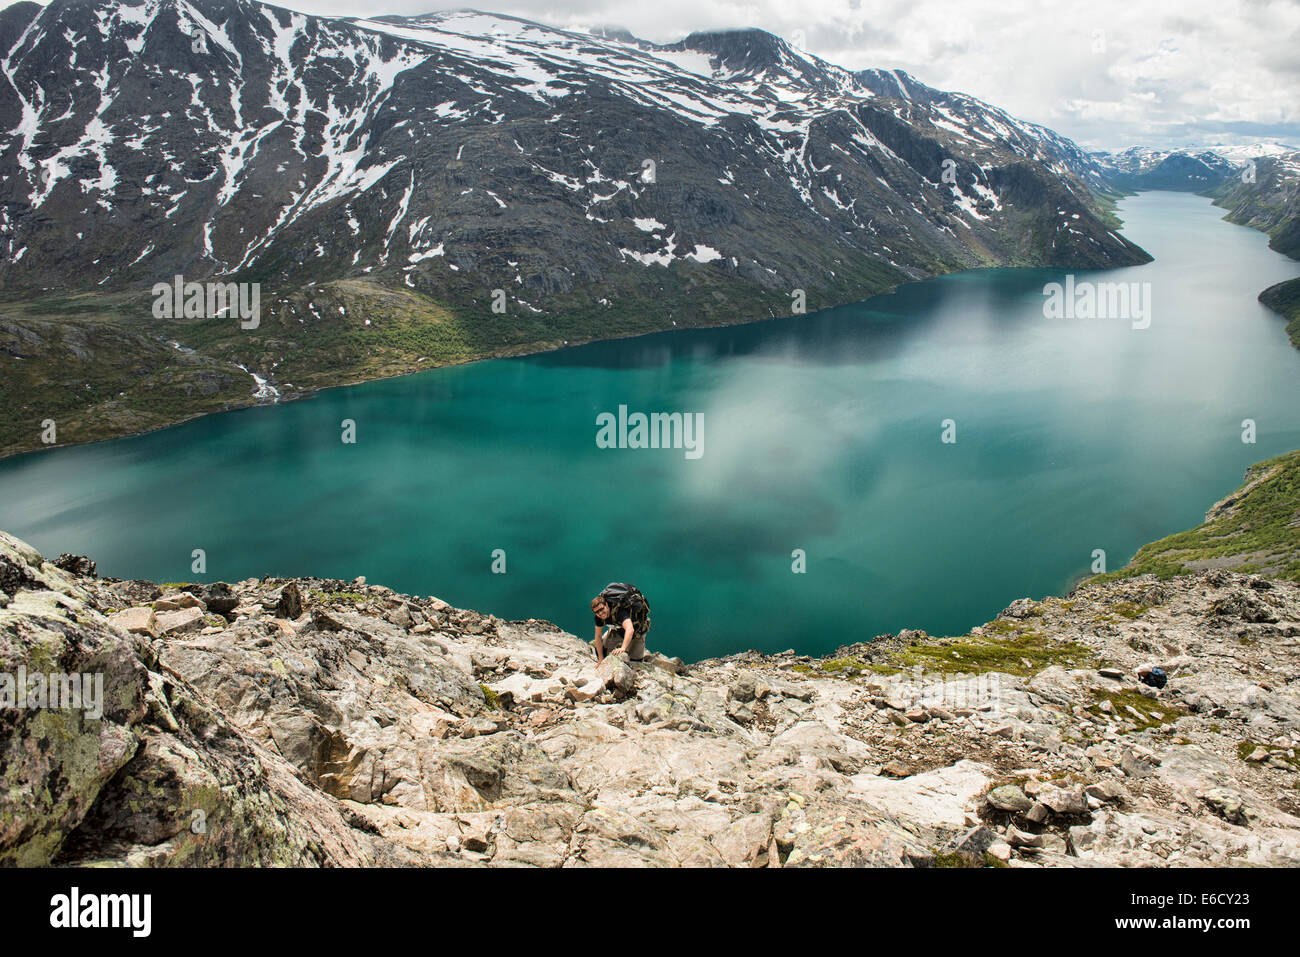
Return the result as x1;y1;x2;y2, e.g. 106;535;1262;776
591;596;609;619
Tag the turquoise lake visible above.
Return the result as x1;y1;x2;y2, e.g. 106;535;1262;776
2;191;1300;661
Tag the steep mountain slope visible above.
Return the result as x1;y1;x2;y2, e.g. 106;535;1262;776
0;0;1150;458
1210;152;1300;260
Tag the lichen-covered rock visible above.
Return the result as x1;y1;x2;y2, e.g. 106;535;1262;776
0;533;391;866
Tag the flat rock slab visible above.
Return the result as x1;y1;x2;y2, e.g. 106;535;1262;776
848;760;994;831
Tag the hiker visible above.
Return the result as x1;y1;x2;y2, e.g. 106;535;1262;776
591;582;651;663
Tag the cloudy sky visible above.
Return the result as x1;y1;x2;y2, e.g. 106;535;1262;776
10;0;1300;150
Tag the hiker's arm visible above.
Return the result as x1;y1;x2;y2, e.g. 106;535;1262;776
619;618;634;653
593;625;605;662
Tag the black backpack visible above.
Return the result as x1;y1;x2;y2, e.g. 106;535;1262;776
600;582;649;617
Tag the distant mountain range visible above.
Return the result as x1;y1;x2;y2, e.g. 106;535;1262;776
1093;144;1300;260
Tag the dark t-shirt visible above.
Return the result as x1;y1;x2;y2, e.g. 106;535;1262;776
594;607;633;628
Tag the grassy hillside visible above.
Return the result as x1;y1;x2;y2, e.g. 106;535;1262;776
1091;448;1300;584
0;258;901;459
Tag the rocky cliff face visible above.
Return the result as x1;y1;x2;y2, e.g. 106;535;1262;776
3;527;1298;868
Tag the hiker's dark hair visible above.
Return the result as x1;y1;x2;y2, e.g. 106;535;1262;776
591;596;607;613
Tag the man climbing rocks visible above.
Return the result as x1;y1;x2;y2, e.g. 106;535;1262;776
591;582;651;663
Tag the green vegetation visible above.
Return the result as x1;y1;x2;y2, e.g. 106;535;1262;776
0;249;908;460
1109;602;1149;620
309;590;366;603
932;851;1008;869
797;620;1097;679
1238;739;1300;770
1090;449;1300;584
816;657;866;672
1088;688;1186;732
1089;187;1131;233
479;684;500;710
885;627;1096;677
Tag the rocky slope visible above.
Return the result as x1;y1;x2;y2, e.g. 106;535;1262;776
4;521;1298;867
0;0;1149;458
1211;151;1300;260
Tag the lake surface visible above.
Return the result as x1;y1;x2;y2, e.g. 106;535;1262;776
3;192;1300;661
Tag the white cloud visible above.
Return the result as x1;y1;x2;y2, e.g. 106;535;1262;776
6;0;1296;149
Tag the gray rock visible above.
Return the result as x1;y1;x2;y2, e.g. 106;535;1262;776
154;592;203;612
276;581;304;620
729;674;757;702
946;825;999;861
155;607;206;636
1038;787;1087;816
987;784;1033;813
1084;780;1127;805
1006;825;1042;847
597;653;636;696
1199;789;1257;826
1026;666;1083;706
1002;599;1038;619
203;582;240;616
109;606;159;638
1121;746;1161;778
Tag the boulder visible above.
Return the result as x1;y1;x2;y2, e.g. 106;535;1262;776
1026;666;1083;707
986;784;1033;813
1002;598;1038;619
850;761;993;830
155;606;206;636
276;581;304;620
52;553;96;577
154;592;204;612
1199;789;1256;826
597;654;636;695
945;825;999;861
203;582;239;616
1038;786;1087;816
0;534;378;867
109;606;159;638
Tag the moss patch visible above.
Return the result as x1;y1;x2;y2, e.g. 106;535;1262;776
1089;689;1186;732
310;590;367;603
932;851;1008;868
1110;602;1149;620
1238;739;1300;769
885;631;1097;677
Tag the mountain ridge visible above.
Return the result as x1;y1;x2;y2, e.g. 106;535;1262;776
0;0;1149;458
